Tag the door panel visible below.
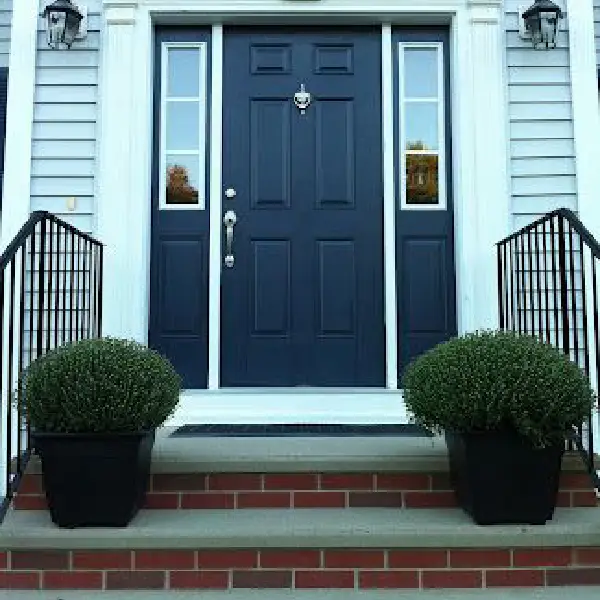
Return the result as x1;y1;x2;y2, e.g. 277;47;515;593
221;28;385;387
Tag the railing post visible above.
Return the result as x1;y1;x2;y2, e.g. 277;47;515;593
497;244;505;330
557;216;571;356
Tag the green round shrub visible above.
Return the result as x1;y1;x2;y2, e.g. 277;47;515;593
18;338;181;433
402;330;596;447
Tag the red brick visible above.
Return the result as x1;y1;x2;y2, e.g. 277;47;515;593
324;550;384;568
293;492;346;508
547;568;600;586
450;549;510;568
389;550;448;569
513;548;572;567
0;553;7;569
0;572;40;589
181;493;234;509
11;550;69;570
152;473;206;492
13;495;47;510
73;551;132;569
486;569;545;587
208;474;261;491
320;474;373;490
237;492;290;508
260;550;321;568
295;570;355;588
430;473;451;490
264;474;318;490
144;493;179;509
560;472;592;489
43;571;103;589
359;571;419;589
556;491;571;507
135;550;195;570
106;571;165;589
18;474;43;494
170;571;229;589
572;491;598;507
575;548;600;565
197;550;257;569
376;473;430;490
404;491;457;508
232;571;292;588
348;492;402;508
422;570;482;589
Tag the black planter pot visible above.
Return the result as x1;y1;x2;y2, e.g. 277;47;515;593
445;430;564;525
32;430;155;528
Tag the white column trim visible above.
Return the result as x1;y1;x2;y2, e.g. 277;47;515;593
566;0;600;238
208;24;223;389
0;1;38;249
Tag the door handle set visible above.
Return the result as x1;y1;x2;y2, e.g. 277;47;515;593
223;210;237;268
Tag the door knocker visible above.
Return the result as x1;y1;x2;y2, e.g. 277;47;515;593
294;83;312;115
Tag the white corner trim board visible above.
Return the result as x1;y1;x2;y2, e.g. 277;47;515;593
0;1;38;250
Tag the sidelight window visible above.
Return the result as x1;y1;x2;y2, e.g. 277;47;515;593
398;43;446;210
160;43;208;209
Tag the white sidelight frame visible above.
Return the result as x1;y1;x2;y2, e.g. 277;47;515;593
96;0;511;422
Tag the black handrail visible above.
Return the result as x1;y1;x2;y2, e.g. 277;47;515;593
497;208;600;498
0;211;104;519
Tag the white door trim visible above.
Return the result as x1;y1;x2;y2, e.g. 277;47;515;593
98;0;509;423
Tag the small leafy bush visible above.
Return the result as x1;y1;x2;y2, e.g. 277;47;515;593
18;338;181;433
402;330;596;447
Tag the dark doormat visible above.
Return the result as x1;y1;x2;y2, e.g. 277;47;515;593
170;424;433;438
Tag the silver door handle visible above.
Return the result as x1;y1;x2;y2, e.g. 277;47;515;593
223;210;237;268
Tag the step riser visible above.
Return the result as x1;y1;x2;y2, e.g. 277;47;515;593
0;547;599;590
14;471;598;511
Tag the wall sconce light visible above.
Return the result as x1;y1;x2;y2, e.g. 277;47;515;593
43;0;87;50
520;0;563;50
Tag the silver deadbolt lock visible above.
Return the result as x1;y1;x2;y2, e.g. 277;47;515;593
223;210;237;268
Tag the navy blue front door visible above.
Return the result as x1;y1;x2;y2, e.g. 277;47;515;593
221;28;385;387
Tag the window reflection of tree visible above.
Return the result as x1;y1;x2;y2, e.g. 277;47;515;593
406;140;438;205
166;164;198;204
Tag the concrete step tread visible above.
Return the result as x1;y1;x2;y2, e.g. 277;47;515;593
1;506;599;550
2;590;600;600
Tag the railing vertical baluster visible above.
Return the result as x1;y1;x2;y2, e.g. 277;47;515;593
7;255;16;487
567;222;580;367
520;234;528;333
54;225;60;350
61;229;68;345
46;220;53;353
550;216;560;349
37;220;46;361
580;238;591;378
16;243;27;477
75;236;81;340
591;257;600;463
498;243;505;329
29;228;36;365
97;245;104;337
69;231;76;343
542;220;551;344
515;238;522;333
527;228;534;336
81;239;88;338
534;225;543;339
509;238;516;331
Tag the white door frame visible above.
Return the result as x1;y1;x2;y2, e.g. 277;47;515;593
97;0;511;422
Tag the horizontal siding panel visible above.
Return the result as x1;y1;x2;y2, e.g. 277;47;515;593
509;102;572;121
36;68;98;86
512;175;576;197
32;140;97;159
31;177;94;197
34;103;96;122
510;139;575;159
31;196;94;214
506;31;569;50
509;120;573;140
32;122;96;141
509;84;571;103
506;48;569;68
31;159;95;178
36;85;97;104
37;50;99;69
508;67;571;85
511;157;575;176
37;31;101;50
511;195;577;214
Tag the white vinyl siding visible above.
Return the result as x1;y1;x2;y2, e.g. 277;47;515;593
595;2;600;67
505;0;576;231
30;0;101;234
0;0;11;68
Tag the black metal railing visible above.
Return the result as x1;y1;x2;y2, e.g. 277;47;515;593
497;208;600;494
0;211;103;517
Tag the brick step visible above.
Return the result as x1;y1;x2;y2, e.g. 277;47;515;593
15;430;599;511
0;507;600;591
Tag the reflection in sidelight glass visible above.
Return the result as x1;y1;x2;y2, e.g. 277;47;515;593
406;154;439;205
404;102;438;151
403;48;438;98
168;48;200;97
166;101;200;150
166;156;200;205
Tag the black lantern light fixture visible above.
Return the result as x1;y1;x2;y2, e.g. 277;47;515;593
43;0;84;49
522;0;563;50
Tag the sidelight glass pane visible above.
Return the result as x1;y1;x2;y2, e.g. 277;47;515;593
404;102;439;151
405;154;439;205
403;47;439;98
168;47;200;98
165;154;201;205
166;101;200;151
